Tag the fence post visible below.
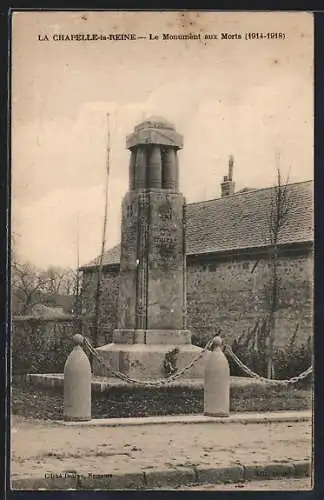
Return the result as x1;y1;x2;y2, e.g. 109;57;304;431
64;334;91;421
204;336;230;417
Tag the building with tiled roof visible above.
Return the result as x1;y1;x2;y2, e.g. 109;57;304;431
81;178;313;348
81;180;313;270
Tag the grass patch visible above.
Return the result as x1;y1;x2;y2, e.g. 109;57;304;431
11;380;312;421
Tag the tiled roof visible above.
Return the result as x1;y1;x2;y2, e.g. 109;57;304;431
186;180;313;255
83;243;121;269
81;180;313;270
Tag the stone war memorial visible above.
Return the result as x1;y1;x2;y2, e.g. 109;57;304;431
93;117;206;380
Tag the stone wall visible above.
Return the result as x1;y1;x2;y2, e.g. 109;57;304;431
81;245;313;347
186;247;313;346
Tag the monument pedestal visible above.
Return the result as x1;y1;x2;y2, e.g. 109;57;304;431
93;330;207;380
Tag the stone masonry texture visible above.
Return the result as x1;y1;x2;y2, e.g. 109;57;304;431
81;246;313;347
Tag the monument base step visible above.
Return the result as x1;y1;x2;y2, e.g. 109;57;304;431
112;329;192;345
93;343;207;380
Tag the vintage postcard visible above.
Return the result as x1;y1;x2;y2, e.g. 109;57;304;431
10;10;314;491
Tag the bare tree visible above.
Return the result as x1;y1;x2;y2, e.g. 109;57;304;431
39;266;78;297
39;266;66;296
265;165;292;378
12;261;47;315
12;258;80;315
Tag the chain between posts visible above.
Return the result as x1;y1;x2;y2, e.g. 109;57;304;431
223;344;313;386
83;334;218;387
82;336;313;387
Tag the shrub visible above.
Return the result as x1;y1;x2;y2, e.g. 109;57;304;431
191;333;210;349
225;323;312;387
191;328;222;349
12;317;75;375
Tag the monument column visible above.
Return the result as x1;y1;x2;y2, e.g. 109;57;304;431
94;117;206;380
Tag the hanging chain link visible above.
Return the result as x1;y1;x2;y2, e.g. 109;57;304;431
223;344;313;386
83;336;313;387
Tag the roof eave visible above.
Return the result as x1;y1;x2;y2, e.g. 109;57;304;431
81;240;313;271
80;262;120;272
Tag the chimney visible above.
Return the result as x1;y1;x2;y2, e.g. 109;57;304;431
221;156;235;197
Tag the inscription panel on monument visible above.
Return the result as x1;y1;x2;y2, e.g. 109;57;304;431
149;195;183;269
147;193;184;329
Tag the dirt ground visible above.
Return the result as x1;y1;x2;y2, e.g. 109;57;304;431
11;415;312;481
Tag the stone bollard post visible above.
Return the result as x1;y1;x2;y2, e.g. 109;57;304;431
64;334;91;421
204;336;230;417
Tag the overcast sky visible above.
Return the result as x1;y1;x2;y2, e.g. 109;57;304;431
11;11;313;269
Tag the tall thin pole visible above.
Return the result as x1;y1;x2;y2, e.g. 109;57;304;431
76;213;80;309
74;213;82;333
94;113;111;346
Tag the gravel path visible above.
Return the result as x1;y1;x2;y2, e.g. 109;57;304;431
11;416;312;481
